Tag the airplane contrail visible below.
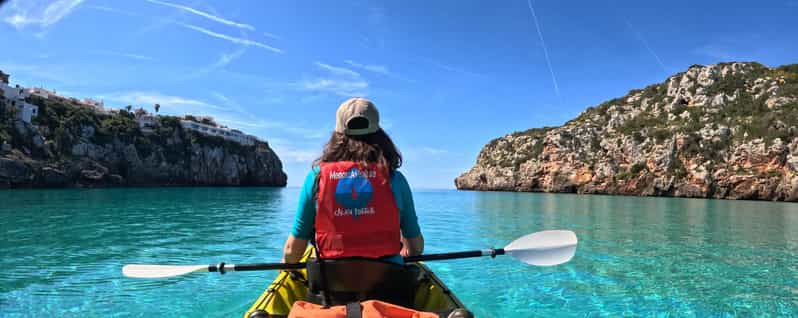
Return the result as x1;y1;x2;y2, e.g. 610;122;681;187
624;19;668;76
526;0;560;97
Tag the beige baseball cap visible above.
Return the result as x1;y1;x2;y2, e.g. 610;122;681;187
335;97;380;136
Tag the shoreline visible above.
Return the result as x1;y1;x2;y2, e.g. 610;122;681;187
454;186;798;204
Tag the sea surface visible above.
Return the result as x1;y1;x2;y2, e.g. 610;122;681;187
1;187;796;317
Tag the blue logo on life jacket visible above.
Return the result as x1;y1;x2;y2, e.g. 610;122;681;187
334;168;373;216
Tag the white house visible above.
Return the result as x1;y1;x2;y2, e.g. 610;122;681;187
1;83;30;100
1;82;38;123
82;98;104;109
7;99;38;123
179;120;258;146
20;102;38;123
137;114;158;133
26;87;55;99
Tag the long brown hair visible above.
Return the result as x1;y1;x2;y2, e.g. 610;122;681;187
313;128;402;171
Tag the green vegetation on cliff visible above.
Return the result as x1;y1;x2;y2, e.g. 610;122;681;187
577;63;798;149
14;96;253;162
0;93;286;188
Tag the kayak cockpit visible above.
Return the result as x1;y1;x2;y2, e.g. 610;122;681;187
244;247;466;318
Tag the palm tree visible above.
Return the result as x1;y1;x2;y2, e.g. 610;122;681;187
126;105;132;112
154;103;161;113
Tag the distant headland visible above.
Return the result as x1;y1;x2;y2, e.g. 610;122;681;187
457;62;798;201
0;69;287;188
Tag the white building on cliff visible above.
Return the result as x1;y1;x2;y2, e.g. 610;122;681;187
179;120;258;146
0;74;38;123
1;84;30;100
25;87;56;99
82;98;104;109
137;114;158;134
12;100;39;123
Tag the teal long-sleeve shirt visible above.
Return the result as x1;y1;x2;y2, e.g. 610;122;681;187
290;166;422;241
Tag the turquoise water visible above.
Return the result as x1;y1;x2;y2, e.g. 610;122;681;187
1;188;797;317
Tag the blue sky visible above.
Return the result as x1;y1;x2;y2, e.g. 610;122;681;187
1;0;796;188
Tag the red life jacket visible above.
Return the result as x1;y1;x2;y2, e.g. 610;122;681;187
315;161;402;259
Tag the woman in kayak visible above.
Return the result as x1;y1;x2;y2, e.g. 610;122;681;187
282;97;424;265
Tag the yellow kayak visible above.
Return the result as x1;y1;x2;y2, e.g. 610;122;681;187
243;247;466;318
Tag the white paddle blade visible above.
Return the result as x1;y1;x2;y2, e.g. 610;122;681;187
122;264;209;279
504;230;578;266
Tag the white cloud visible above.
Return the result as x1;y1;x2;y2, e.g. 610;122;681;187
179;23;283;54
344;60;389;75
84;5;135;16
102;91;264;134
101;91;224;114
415;56;485;78
0;62;72;84
90;50;155;61
213;49;246;67
204;93;328;139
401;146;451;161
217;116;327;139
114;92;265;136
302;62;368;96
3;0;85;30
301;79;368;97
693;45;735;61
188;47;247;78
381;118;394;130
209;91;250;115
211;92;233;104
269;144;318;163
690;34;767;63
263;32;281;40
314;62;360;77
84;5;116;12
344;60;415;83
93;90;330;164
421;147;449;155
144;0;254;31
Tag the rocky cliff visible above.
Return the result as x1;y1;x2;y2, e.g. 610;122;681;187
0;95;287;188
456;62;798;201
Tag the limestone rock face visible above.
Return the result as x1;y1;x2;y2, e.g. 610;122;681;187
0;157;34;187
40;166;68;186
457;62;798;201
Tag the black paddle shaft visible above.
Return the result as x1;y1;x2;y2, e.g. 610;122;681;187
405;248;505;262
207;248;507;274
208;262;305;273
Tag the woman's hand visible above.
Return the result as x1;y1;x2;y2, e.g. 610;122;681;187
400;234;424;257
282;235;309;263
